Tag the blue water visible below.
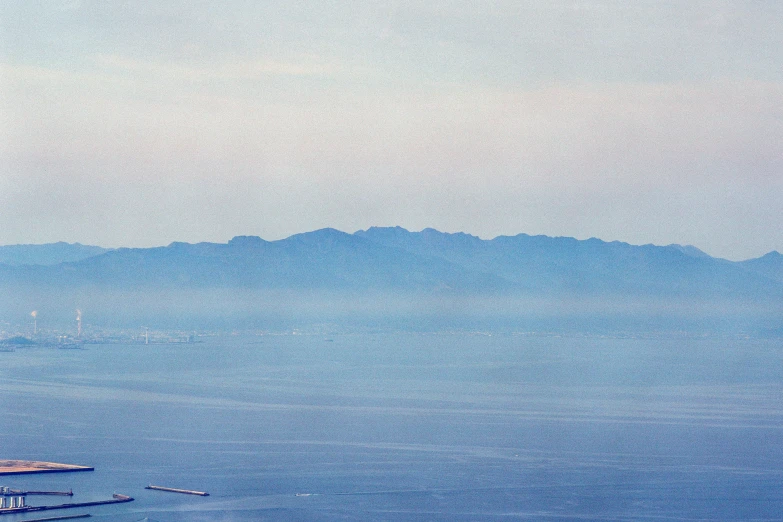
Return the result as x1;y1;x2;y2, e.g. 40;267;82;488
1;333;782;520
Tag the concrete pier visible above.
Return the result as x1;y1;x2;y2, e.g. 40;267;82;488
146;485;209;496
24;513;92;522
0;493;132;516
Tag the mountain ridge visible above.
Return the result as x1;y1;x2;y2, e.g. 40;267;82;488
2;230;779;265
1;227;781;296
0;242;111;266
2;228;781;333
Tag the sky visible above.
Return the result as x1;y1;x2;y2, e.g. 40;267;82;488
0;1;781;260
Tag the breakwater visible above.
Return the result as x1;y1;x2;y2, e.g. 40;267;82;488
21;515;90;521
145;485;209;496
0;494;132;516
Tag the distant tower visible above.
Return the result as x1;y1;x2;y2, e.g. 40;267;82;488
145;327;149;345
76;309;82;338
31;310;38;335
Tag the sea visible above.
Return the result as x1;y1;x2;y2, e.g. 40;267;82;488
1;333;782;521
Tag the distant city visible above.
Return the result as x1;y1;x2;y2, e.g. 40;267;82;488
0;315;201;348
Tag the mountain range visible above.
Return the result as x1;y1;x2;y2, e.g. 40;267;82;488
1;228;781;333
0;242;109;266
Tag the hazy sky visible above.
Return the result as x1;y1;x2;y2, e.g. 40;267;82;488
1;1;781;260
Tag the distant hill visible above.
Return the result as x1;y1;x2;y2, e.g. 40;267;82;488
0;229;781;334
739;251;783;283
0;242;109;266
666;244;711;259
355;227;780;298
3;227;779;296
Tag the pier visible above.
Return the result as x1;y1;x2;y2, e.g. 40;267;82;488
0;493;132;516
25;514;92;522
146;485;209;496
4;488;73;496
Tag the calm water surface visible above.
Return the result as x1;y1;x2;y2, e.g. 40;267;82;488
1;333;782;521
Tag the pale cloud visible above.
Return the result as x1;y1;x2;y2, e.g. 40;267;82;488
92;54;345;80
58;0;82;11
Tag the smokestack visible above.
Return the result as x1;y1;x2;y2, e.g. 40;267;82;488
76;309;82;339
31;310;38;335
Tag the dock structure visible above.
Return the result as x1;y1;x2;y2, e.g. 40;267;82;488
0;493;26;513
21;515;90;521
145;485;209;496
0;488;26;510
4;488;73;496
0;493;132;516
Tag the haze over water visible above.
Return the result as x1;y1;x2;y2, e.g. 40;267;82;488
1;333;782;521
